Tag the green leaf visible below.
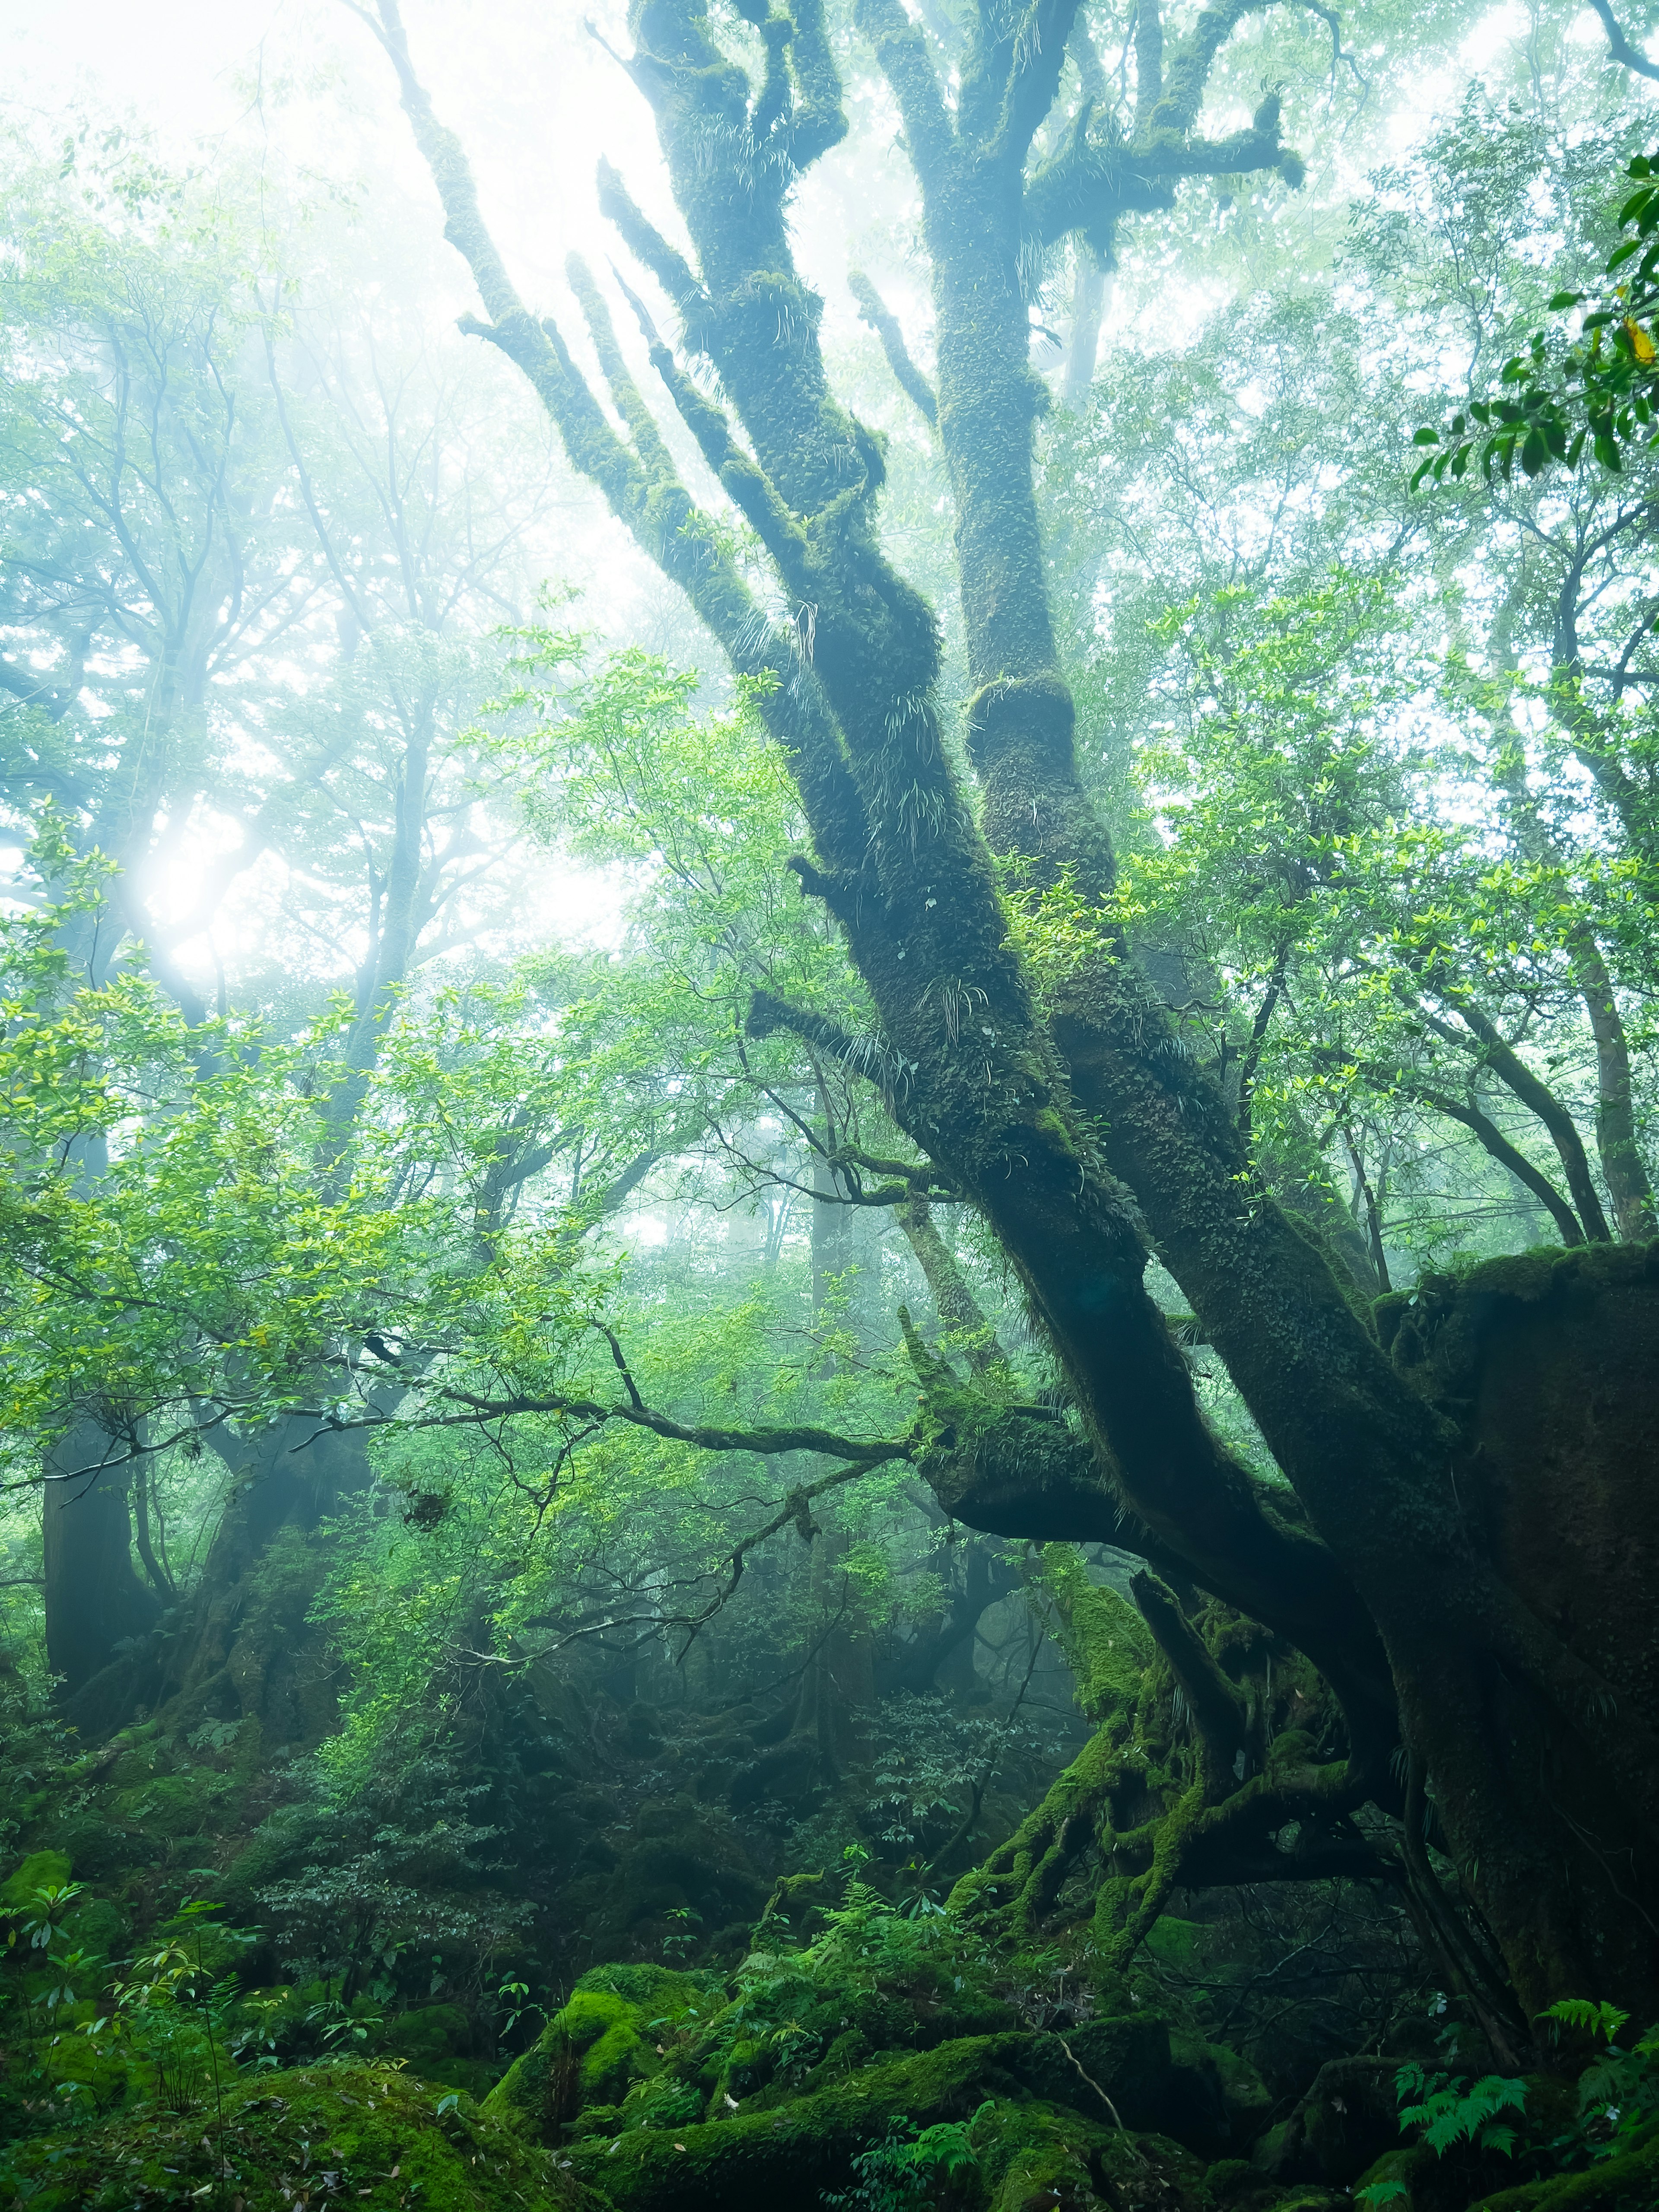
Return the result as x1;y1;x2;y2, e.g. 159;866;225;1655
1547;290;1585;311
1412;427;1441;446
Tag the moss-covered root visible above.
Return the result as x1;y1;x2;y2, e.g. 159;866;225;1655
949;1549;1152;1940
563;2034;1211;2211
1467;2129;1659;2208
947;1719;1127;1939
0;2060;601;2212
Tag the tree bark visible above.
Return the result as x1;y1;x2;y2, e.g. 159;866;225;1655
41;1426;162;1698
1573;928;1656;1239
365;0;1659;2025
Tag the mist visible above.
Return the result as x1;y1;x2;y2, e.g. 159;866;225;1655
2;4;1657;2209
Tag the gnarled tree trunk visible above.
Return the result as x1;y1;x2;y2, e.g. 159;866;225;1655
362;0;1659;2032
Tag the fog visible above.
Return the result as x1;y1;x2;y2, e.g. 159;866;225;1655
3;10;1659;2200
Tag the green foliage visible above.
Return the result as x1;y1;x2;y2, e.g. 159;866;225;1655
1391;2058;1528;2156
1539;1998;1659;2167
1413;149;1659;485
824;2102;990;2211
245;1741;526;2011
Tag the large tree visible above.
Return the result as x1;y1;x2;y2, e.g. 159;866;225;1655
334;0;1659;2033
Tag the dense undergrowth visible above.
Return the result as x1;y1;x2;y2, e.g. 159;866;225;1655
5;1615;1657;2212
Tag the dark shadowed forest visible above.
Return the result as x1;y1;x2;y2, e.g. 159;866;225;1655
2;1;1659;2208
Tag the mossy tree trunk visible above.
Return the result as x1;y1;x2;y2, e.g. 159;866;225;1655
366;0;1659;2030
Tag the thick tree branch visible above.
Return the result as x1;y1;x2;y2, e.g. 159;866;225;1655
853;0;959;187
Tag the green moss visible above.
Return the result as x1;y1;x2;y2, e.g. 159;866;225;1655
0;2059;601;2210
565;2032;1021;2208
1464;2126;1659;2209
64;1894;127;1962
1034;1548;1151;1720
623;2072;706;2130
486;1965;716;2136
1376;1238;1659;1379
107;1768;227;1839
383;2001;495;2093
2;1849;72;1906
564;1990;645;2101
1195;2040;1272;2145
1145;1916;1201;1969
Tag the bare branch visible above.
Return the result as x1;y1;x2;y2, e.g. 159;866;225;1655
849;272;938;427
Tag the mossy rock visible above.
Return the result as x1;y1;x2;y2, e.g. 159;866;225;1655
1204;2155;1283;2208
107;1768;226;1839
1465;2123;1659;2207
622;2072;707;2131
64;1894;128;1963
1;1849;73;1909
1197;2040;1272;2147
0;2058;603;2209
50;1811;149;1881
1145;1915;1203;1970
487;1965;716;2136
564;2032;1200;2211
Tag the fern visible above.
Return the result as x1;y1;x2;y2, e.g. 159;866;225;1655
1539;1998;1659;2164
1392;2061;1528;2157
1540;1999;1630;2045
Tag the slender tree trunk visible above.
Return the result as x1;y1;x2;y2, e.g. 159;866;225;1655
1571;928;1656;1239
41;1427;161;1698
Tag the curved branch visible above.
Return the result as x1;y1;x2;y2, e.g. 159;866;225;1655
424;1381;916;1470
1414;1086;1585;1246
1586;0;1659;78
849;272;938;427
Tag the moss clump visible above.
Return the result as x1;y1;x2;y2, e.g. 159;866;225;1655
0;2059;601;2210
562;2034;1032;2209
107;1767;229;1840
580;2044;1217;2207
1466;2125;1659;2205
1373;1238;1659;1384
487;1964;718;2136
1;1849;72;1907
